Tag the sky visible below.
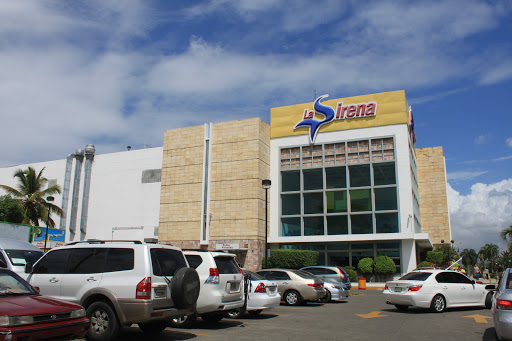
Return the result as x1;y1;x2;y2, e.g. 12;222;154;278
1;0;511;253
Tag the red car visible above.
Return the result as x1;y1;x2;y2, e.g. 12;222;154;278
0;269;89;341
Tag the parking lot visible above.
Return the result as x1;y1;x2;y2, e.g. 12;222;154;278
112;288;499;341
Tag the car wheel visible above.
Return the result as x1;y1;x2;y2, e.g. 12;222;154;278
248;309;263;316
226;308;244;319
138;320;169;334
319;290;331;303
430;294;446;313
201;312;224;323
485;292;493;309
284;290;303;306
170;313;197;328
86;301;120;341
395;304;408;311
171;267;200;309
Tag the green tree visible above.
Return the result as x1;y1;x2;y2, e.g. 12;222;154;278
478;243;499;272
374;255;396;280
500;225;512;243
357;258;374;280
426;251;443;266
0;195;25;223
0;167;63;227
434;244;459;266
460;248;478;274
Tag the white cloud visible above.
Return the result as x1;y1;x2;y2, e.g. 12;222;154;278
474;134;488;145
507;138;512;148
447;171;488;181
448;180;512;252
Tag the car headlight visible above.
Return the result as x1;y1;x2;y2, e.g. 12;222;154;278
70;308;86;318
0;315;34;326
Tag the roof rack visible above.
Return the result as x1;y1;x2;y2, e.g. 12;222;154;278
65;240;143;246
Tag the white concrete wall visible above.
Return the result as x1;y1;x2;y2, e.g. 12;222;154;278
0;147;163;244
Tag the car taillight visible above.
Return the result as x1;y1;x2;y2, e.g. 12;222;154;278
408;285;422;292
384;284;388;290
239;268;244;275
206;268;220;284
496;299;512;310
136;277;151;299
254;282;267;293
337;267;344;280
308;283;323;288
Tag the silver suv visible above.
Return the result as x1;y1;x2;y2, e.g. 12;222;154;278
26;240;200;340
170;250;244;328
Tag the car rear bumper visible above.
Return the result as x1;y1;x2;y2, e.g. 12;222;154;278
329;288;349;301
383;291;432;308
117;300;193;324
247;294;281;311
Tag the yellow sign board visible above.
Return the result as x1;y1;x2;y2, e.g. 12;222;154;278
271;90;409;140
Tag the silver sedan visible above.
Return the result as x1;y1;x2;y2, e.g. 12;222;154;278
492;268;512;341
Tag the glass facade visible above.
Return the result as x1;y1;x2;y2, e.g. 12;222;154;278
280;242;401;270
280;137;398;237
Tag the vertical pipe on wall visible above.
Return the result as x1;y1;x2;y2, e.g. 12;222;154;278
69;149;84;239
80;144;95;239
59;154;74;231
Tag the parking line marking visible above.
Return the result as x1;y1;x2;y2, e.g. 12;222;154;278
463;314;492;323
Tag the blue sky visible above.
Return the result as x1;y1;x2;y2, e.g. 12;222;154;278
1;0;511;253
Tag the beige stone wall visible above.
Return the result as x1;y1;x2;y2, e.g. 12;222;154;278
159;118;270;269
416;147;451;246
159;125;204;241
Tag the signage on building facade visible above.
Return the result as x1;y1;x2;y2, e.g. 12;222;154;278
294;94;377;143
215;243;240;250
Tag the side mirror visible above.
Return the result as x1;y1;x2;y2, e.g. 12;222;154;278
25;263;33;274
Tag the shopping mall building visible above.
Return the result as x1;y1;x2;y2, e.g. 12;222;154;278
0;90;451;275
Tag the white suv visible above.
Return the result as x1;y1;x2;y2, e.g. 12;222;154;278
170;250;244;327
26;240;200;340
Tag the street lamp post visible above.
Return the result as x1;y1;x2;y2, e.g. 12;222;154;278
262;179;271;268
44;196;54;251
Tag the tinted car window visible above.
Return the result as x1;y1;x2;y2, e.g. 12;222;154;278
268;271;291;280
185;255;203;269
303;268;324;275
293;270;317;279
151;249;187;276
68;248;107;274
0;253;7;268
435;272;452;283
243;270;264;280
214;256;240;274
5;250;44;266
33;249;71;274
506;271;512;289
451;272;473;284
104;248;134;272
257;271;270;279
399;272;432;281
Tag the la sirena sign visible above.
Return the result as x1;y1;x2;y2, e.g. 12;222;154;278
294;94;377;143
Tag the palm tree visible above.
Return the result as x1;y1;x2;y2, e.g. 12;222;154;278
500;225;512;243
0;167;63;227
460;248;478;274
478;243;500;272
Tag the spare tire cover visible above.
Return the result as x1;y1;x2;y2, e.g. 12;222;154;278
171;267;200;309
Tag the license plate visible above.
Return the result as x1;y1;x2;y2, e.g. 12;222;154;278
227;281;240;293
154;286;167;298
394;287;402;292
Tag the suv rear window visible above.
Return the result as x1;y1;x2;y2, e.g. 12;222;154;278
214;256;240;274
399;272;432;281
151;248;188;276
293;270;317;279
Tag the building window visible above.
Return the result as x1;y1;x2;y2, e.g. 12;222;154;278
279;137;398;237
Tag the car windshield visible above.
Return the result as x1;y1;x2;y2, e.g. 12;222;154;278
506;271;512;290
399;272;432;281
0;271;35;296
5;249;44;266
292;270;317;279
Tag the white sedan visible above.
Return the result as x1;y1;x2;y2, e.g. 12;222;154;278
383;269;494;313
226;269;281;318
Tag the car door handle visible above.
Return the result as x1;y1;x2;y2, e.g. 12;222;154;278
443;286;448;289
282;282;289;285
461;287;466;290
49;278;59;283
87;277;97;282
